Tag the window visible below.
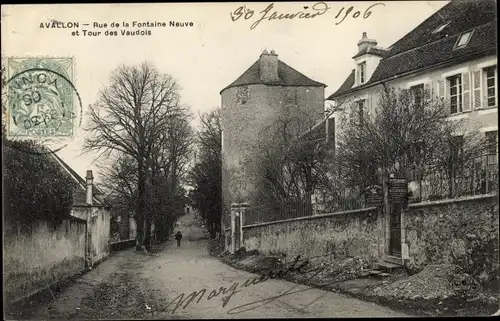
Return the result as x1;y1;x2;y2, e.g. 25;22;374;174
357;99;365;124
432;21;450;34
237;86;249;104
358;62;366;84
448;75;462;114
410;84;424;110
454;30;473;49
485;130;498;164
484;66;498;107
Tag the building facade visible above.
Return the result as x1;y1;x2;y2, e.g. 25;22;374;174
50;153;112;265
220;50;325;251
327;0;497;158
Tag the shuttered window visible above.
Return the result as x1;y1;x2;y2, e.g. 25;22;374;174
484;66;498;107
358;62;366;84
410;84;424;112
448;75;463;114
485;130;498;165
357;99;365;124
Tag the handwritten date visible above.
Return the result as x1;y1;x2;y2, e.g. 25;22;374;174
230;2;386;30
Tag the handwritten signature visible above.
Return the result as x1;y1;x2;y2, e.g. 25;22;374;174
159;255;343;315
230;2;386;30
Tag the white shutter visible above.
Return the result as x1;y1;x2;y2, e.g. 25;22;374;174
462;72;471;111
472;69;482;109
424;82;431;101
366;97;371;118
438;79;445;102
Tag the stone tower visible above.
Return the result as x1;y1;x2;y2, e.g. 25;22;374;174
220;50;326;229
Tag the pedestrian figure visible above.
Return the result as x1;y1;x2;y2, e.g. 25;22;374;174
175;231;183;247
144;234;151;252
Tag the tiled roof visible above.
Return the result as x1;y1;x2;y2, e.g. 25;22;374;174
330;69;355;99
328;0;497;100
48;151;104;206
221;58;325;93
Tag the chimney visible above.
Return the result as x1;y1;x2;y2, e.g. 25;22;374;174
259;49;279;83
357;32;378;52
85;170;94;206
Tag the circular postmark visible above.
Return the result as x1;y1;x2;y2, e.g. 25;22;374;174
5;58;83;155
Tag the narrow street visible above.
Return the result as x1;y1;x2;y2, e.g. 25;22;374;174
14;211;408;319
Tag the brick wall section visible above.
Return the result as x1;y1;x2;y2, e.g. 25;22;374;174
242;207;383;262
403;194;499;280
221;84;324;226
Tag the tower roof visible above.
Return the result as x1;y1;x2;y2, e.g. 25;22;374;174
221;58;325;94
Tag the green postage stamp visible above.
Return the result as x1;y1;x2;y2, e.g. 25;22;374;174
5;57;80;138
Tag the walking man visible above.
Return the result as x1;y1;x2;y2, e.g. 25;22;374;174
175;230;183;247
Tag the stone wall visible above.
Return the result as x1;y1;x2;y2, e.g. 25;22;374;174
242;207;383;262
3;219;86;303
403;194;499;283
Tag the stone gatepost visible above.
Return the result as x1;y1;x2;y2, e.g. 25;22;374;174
230;203;240;254
239;202;250;249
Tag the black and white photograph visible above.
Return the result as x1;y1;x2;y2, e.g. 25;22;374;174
1;1;499;318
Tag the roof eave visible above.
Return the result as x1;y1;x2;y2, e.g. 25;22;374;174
220;82;326;95
352;51;387;59
327;47;497;101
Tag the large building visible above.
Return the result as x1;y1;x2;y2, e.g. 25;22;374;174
326;0;497;155
220;50;325;243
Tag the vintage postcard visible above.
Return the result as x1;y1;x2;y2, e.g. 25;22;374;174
2;1;498;319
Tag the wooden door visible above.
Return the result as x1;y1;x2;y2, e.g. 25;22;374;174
389;203;402;256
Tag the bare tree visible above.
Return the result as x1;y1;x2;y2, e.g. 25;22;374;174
83;62;184;250
254;100;345;220
332;87;489;203
100;155;138;208
188;108;222;238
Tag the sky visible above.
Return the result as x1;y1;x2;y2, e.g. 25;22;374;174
2;1;449;183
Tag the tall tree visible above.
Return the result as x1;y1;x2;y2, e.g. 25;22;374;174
83;62;184;250
188;108;222;238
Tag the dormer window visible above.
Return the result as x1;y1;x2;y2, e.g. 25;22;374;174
432;21;450;34
454;30;473;49
358;61;366;84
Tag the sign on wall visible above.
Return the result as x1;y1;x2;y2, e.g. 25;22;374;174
364;185;383;207
388;178;408;204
